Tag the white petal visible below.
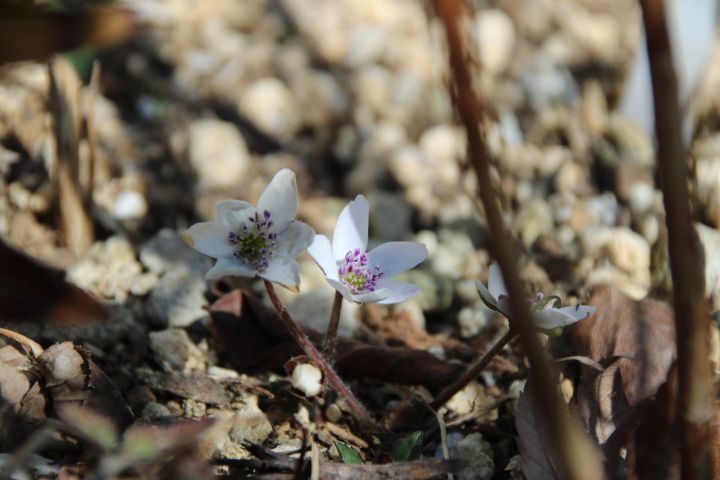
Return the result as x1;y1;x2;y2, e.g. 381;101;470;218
558;305;596;321
256;169;298;233
216;200;256;232
532;307;589;329
308;235;340;280
206;257;255;280
376;280;420;304
275;221;315;259
183;221;234;259
327;278;356;301
475;280;499;308
352;288;391;303
332;195;369;261
260;256;300;286
488;263;508;300
368;242;427;278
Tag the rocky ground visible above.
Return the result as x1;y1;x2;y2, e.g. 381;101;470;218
2;0;720;478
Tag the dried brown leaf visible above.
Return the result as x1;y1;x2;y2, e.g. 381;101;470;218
137;369;230;407
571;286;676;406
0;240;106;326
515;379;561;480
210;290;464;388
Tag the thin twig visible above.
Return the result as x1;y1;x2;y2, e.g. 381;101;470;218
263;280;383;432
430;330;514;410
322;291;344;362
431;1;603;479
637;1;715;477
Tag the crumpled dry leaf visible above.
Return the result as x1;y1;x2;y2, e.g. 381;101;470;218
137;369;230;407
514;379;561;480
571;286;676;406
39;341;133;430
209;290;464;388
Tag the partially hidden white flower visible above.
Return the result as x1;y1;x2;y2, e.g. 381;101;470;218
475;263;596;330
182;168;314;287
307;194;428;304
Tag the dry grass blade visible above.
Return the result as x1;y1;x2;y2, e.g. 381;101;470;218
637;1;716;477
430;1;603;479
49;56;94;256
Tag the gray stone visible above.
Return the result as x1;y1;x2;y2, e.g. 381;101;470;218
149;328;206;373
366;191;412;240
449;432;495;480
140;229;212;277
146;269;208;328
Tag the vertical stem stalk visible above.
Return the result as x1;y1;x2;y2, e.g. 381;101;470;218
431;1;603;479
430;330;515;410
263;281;382;432
637;1;715;477
322;291;344;361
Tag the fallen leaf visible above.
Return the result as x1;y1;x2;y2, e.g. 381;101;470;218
390;431;423;461
0;239;106;326
39;342;133;430
209;290;464;388
137;369;230;407
515;379;561;480
571;286;676;406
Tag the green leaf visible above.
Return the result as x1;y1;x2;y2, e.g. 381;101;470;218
390;431;423;461
336;442;364;464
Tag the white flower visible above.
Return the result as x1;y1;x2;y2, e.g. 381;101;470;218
475;263;595;329
182;169;314;286
307;194;428;304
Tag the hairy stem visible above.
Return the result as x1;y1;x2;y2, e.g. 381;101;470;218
431;1;603;479
322;291;344;362
430;329;515;410
263;281;382;432
638;0;715;477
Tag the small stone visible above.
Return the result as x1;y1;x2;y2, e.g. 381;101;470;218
366;192;412;240
457;305;493;338
475;9;515;74
68;236;158;302
287;288;359;337
229;396;273;444
446;382;496;422
140;229;212;277
697;224;720;307
146;269;208;328
141;401;172;419
112;190;148;221
188;119;252;191
582;227;651;299
183;399;207;418
431;229;476;279
238;78;300;140
449;432;495;480
512;201;553;248
394;269;454;313
149;329;206;373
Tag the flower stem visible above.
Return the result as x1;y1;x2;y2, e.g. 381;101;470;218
429;329;515;410
322;291;344;362
263;280;383;432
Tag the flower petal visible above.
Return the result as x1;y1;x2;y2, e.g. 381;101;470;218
206;257;255;280
558;305;596;321
308;234;340;280
532;307;584;330
183;221;235;258
332;194;369;261
260;256;301;286
326;278;356;302
352;288;391;303
488;263;508;300
256;169;298;233
275;221;315;259
368;241;428;278
475;280;499;309
376;280;420;304
216;200;256;232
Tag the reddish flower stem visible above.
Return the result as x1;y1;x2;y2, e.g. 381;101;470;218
322;291;344;363
430;329;515;410
263;281;382;432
